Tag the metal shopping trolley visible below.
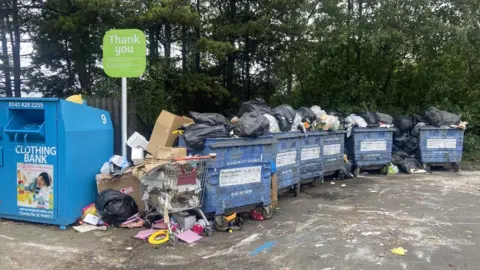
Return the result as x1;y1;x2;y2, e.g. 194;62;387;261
141;155;214;245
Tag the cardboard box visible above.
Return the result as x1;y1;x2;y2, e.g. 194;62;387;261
154;147;187;160
147;110;193;153
97;172;145;212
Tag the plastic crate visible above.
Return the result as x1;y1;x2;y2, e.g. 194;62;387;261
179;137;274;216
300;131;325;185
418;127;464;171
347;128;394;175
271;132;302;195
323;131;347;177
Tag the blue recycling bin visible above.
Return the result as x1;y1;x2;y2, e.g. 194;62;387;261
271;132;302;196
418;127;464;172
179;137;274;219
347;128;394;176
0;98;113;226
300;131;325;186
323;131;347;178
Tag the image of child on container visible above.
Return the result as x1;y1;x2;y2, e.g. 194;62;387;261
25;172;52;208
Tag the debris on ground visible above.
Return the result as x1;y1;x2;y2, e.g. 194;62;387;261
391;247;406;256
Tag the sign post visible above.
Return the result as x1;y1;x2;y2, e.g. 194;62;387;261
103;29;146;158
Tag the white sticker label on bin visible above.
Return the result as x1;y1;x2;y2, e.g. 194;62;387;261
276;151;297;167
219;166;262;187
324;144;341;156
301;147;320;161
427;139;457;149
360;141;387;152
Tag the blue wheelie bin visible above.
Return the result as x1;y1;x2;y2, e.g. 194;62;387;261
323;131;347;178
0;98;113;226
347;128;394;177
179;136;275;230
271;132;302;196
418;127;464;172
300;131;325;187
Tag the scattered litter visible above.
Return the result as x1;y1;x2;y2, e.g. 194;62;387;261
341;184;346;188
120;214;145;228
330;182;335;185
134;229;157;240
315;243;324;247
370;190;378;193
126;247;133;250
377;252;385;257
83;213;101;225
391;247;406;256
73;224;106;233
176;230;202;244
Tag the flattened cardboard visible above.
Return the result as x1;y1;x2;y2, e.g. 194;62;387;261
147;110;193;153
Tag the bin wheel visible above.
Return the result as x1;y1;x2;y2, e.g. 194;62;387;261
423;163;431;173
354;168;361;177
234;217;244;230
261;206;274;220
214;216;228;232
203;226;213;236
337;170;346;180
312;177;323;187
169;234;178;246
452;163;460;172
293;184;300;197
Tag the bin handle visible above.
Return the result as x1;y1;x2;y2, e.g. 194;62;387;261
23;133;28;145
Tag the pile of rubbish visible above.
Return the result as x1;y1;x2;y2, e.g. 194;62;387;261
391;107;467;173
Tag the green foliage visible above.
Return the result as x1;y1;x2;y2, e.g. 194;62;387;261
4;0;480;156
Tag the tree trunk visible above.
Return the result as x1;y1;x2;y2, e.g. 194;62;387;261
148;27;157;66
71;33;90;94
244;0;250;100
164;23;171;61
11;0;21;97
181;25;187;72
0;5;12;97
194;0;201;72
226;0;236;94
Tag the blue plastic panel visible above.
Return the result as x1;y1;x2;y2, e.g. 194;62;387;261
180;137;274;215
323;131;346;175
271;132;302;192
418;127;464;164
347;128;394;168
299;131;324;181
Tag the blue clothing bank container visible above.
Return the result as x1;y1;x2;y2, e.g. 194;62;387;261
180;137;274;216
300;131;325;186
271;132;302;196
0;98;113;226
323;131;347;178
347;128;394;176
418;127;464;172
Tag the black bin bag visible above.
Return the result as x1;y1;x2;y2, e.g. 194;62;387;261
273;105;296;132
95;189;139;226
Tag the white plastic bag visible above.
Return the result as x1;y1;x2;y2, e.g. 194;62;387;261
264;114;280;133
311;105;327;121
344;114;368;137
290;113;307;135
324;115;340;131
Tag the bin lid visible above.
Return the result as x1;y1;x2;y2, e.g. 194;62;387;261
352;127;395;133
0;98;59;102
